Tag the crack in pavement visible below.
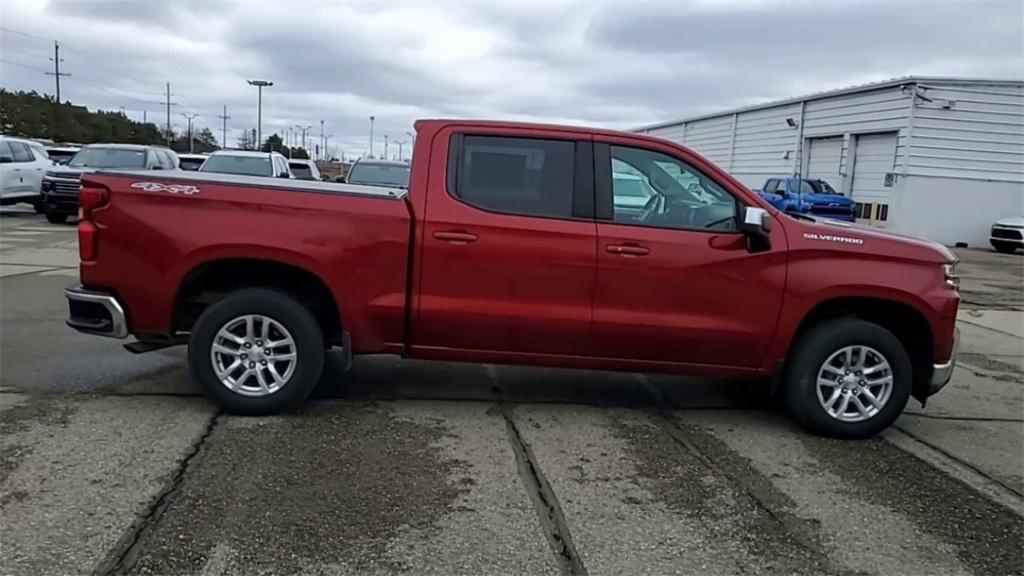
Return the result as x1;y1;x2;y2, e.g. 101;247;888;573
92;410;223;576
888;424;1024;510
486;365;588;576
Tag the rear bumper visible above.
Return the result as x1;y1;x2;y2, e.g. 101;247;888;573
926;327;959;396
65;283;128;339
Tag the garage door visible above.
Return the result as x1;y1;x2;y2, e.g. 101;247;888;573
805;137;843;190
850;133;898;224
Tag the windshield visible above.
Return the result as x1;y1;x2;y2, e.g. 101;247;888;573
200;155;272;176
799;180;842;195
67;148;146;169
289;164;314;179
347;163;410;188
179;158;205;171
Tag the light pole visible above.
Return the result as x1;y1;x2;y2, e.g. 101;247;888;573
319;120;324;161
369;116;375;158
246;79;273;149
294;124;312;154
384;134;389;160
324;135;333;161
181;113;198;153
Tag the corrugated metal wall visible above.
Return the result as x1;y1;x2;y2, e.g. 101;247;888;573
905;82;1024;183
639;79;1023;239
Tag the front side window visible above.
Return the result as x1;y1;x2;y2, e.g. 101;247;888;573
609;145;737;232
200;155;273;177
452;135;574;219
68;148;147;169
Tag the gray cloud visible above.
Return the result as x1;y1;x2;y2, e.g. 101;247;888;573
1;0;1020;157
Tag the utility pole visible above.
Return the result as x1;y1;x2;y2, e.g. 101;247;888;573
246;80;273;149
45;41;70;137
384;134;389;160
45;41;70;103
319;120;324;162
324;135;333;161
181;113;198;153
369;116;375;158
217;105;230;150
143;110;147;123
394;139;406;162
163;83;178;146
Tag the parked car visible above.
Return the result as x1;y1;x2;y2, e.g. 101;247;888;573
177;153;208;171
0;136;53;211
199;150;292;178
756;177;856;222
990;217;1024;254
45;145;82;165
41;144;178;223
287;158;321;181
65;119;959;439
345;158;409;188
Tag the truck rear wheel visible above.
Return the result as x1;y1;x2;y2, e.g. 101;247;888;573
188;288;325;415
782;318;911;438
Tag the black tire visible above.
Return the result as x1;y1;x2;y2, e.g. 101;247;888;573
32;201;44;214
782;318;912;439
44;207;68;224
991;240;1020;254
188;288;325;415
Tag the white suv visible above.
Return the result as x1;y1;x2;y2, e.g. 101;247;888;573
0;136;53;211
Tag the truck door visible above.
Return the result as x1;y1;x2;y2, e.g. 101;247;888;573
590;139;786;369
415;129;596;357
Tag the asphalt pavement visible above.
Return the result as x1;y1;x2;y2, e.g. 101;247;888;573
1;206;1022;576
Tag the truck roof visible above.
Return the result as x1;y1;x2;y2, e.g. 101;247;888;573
414;118;670;144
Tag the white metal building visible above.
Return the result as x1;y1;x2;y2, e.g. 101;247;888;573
637;77;1024;246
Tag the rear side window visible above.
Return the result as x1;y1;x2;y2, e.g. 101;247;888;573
9;142;34;163
452;135;574;219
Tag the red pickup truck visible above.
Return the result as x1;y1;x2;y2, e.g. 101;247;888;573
65;119;959;438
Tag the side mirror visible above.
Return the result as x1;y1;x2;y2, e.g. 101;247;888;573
0;156;13;164
740;206;772;253
278;172;291;179
151;165;163;170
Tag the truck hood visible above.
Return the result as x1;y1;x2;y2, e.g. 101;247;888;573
794;216;955;264
994;216;1024;228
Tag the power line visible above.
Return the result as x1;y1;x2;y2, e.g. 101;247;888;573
0;58;49;73
0;26;52;42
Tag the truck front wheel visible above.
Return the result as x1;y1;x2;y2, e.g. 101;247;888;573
782;318;912;438
188;288;325;415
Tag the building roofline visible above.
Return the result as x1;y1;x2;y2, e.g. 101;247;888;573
634;76;1024;132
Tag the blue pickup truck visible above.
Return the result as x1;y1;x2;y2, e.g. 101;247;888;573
755;177;856;222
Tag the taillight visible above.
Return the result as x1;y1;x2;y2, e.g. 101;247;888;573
78;186;108;261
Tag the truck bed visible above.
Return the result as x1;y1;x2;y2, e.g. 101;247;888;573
78;171;412;353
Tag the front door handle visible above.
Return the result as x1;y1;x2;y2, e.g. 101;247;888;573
606;243;650;256
433;230;478;244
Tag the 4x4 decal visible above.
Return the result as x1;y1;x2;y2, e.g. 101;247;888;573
131;181;200;195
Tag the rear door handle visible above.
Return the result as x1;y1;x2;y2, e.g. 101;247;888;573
605;244;650;256
433;231;478;244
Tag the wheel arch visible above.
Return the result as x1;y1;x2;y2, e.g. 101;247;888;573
173;257;344;345
776;295;934;400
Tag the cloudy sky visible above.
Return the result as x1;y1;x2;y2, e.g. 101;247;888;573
1;0;1022;158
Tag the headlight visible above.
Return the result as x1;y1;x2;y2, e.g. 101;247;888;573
943;262;959;289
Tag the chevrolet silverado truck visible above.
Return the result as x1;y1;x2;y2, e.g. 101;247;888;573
756;177;856;222
65;120;959;438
